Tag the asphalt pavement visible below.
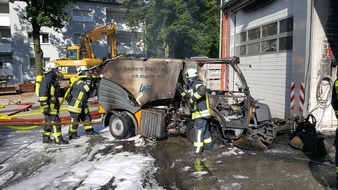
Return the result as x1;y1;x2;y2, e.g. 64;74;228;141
0;92;338;189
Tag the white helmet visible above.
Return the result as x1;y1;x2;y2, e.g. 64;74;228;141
77;66;89;74
45;62;59;73
185;68;198;78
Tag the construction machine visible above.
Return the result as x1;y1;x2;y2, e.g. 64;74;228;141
52;22;117;81
97;56;298;151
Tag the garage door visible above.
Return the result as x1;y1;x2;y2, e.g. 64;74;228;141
231;0;294;119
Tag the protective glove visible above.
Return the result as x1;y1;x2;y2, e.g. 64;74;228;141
43;107;50;115
176;85;184;94
86;79;92;86
187;103;196;112
86;72;92;80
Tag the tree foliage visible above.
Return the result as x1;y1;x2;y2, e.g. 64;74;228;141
123;0;220;58
9;0;71;76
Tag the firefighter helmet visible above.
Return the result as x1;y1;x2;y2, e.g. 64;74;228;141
185;68;198;78
44;62;59;73
77;66;89;74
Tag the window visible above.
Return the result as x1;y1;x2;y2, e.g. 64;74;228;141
117;36;132;46
112;13;126;24
280;17;293;33
0;58;3;67
29;58;50;67
28;33;50;44
73;9;93;22
67;49;78;59
74;33;81;45
262;22;277;37
248;27;260;40
236;45;246;56
247;42;260;55
262;39;277;53
235;17;293;56
279;36;293;50
41;33;49;43
236;32;247;42
28;33;33;44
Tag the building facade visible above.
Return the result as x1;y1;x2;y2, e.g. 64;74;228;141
0;0;143;83
221;0;338;130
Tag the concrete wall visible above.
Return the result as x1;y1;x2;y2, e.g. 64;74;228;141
310;0;338;130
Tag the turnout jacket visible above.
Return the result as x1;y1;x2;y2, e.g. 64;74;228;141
67;79;92;113
332;79;338;116
181;77;211;120
38;72;60;115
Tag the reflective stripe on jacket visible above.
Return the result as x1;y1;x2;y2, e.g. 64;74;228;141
67;80;91;113
331;79;338;112
187;78;211;120
38;72;60;115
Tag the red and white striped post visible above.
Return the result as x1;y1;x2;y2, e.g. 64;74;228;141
290;82;295;110
299;83;305;112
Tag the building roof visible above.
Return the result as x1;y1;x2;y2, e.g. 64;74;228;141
78;0;124;4
221;0;272;12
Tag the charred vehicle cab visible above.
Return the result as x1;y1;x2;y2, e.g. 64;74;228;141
97;56;281;150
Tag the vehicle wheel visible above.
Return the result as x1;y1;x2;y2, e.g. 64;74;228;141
186;121;195;143
109;114;133;139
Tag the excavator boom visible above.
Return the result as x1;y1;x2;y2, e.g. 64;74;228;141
51;22;117;80
80;22;117;59
43;22;117;95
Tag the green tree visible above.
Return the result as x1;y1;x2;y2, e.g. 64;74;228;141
9;0;71;76
123;0;220;58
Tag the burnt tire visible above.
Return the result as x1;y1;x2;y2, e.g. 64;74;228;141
109;114;133;139
186;121;195;143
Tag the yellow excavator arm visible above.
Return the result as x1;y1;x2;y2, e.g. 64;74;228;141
80;22;117;59
51;21;117;81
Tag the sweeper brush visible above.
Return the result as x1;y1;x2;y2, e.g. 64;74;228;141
289;114;330;154
232;137;267;151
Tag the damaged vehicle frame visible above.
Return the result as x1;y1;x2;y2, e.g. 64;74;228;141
98;56;287;150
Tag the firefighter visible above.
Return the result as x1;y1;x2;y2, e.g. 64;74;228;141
331;75;338;184
67;66;96;139
177;68;213;154
39;62;68;144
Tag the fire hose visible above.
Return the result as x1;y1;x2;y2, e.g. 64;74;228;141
0;103;102;130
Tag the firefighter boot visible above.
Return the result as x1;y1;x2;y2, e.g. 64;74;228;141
204;142;213;151
69;132;80;140
55;136;69;144
42;135;53;144
86;128;98;135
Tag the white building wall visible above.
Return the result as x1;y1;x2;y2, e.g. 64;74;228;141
8;1;142;83
9;1;32;83
310;0;335;130
231;0;294;119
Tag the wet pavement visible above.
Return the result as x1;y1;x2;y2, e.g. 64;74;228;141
0;92;337;189
0;123;337;189
113;134;337;190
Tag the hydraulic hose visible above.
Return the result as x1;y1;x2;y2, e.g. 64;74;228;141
316;75;333;109
308;75;333;115
308;75;333;128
